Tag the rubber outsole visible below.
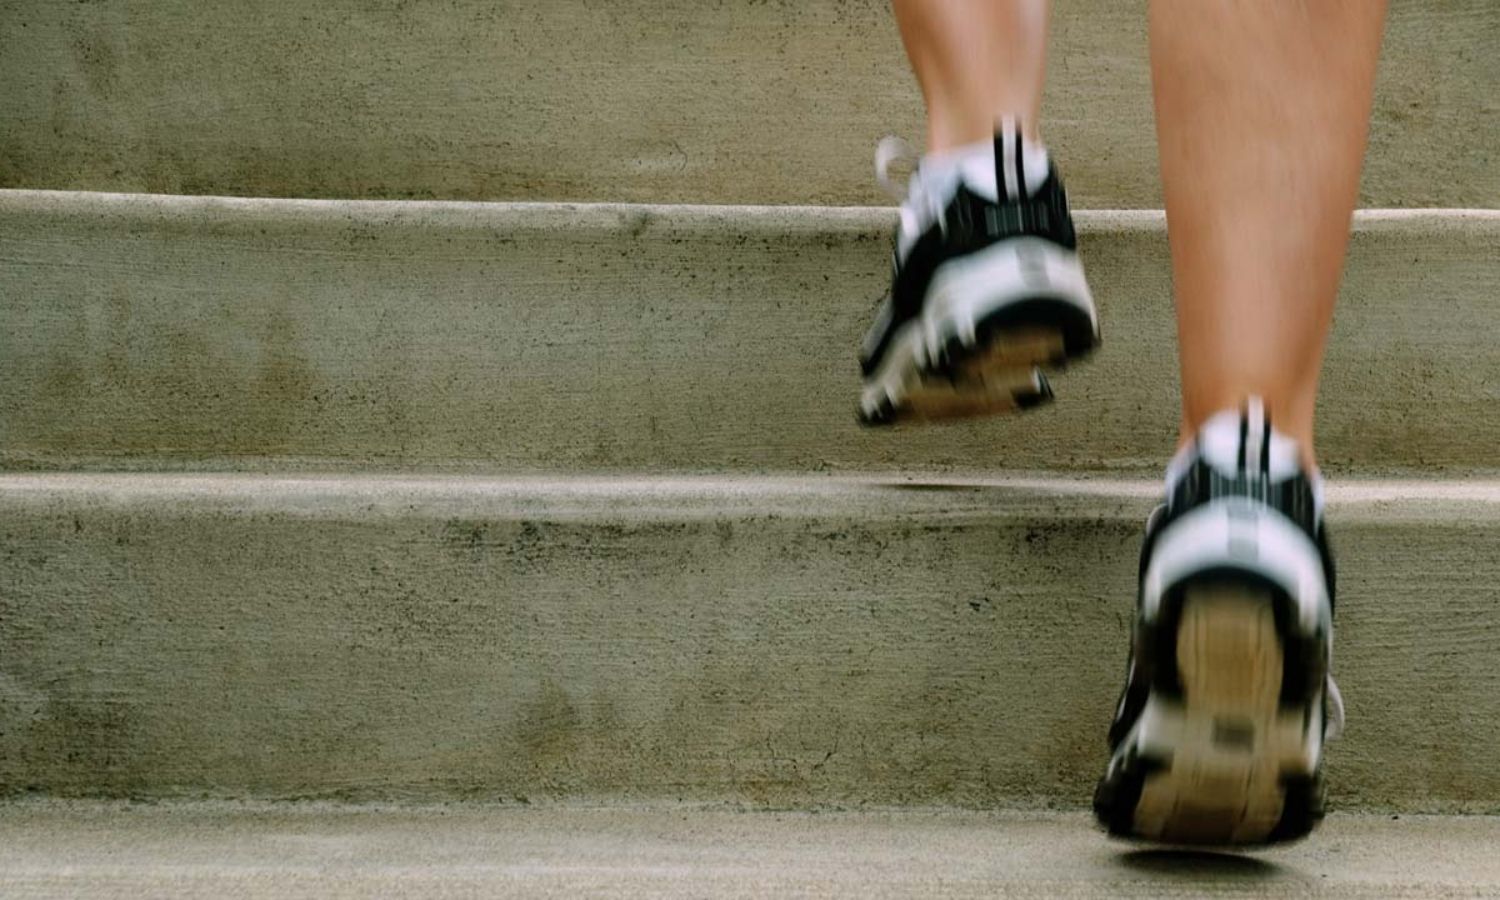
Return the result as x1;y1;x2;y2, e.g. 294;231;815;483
1094;573;1328;847
858;296;1097;427
859;365;1055;427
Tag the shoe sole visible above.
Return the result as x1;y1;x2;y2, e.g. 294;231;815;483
858;238;1099;426
1094;575;1328;846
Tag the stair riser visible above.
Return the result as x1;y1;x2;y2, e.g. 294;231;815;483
3;195;1498;473
2;1;1495;207
2;477;1496;810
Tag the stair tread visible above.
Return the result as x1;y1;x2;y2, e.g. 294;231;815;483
1;803;1497;898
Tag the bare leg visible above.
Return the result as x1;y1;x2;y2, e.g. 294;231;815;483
859;0;1099;427
893;0;1050;151
1151;0;1387;462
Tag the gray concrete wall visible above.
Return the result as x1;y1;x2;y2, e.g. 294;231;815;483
1;473;1498;810
3;192;1499;474
1;0;1495;207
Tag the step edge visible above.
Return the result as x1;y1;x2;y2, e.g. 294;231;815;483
2;471;1498;522
4;189;1498;236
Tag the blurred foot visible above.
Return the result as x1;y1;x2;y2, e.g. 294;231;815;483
857;121;1099;426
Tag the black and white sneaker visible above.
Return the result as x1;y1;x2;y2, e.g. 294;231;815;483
1094;398;1344;845
857;121;1101;425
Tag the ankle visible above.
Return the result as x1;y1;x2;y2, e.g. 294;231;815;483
1180;393;1318;472
926;113;1042;154
1175;398;1320;477
917;123;1050;202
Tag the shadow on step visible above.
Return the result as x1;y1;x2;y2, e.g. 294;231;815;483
878;482;986;493
1116;849;1281;881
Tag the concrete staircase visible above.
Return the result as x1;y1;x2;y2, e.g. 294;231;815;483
2;0;1499;893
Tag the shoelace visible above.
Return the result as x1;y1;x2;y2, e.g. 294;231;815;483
875;136;937;254
874;135;914;200
1326;674;1345;740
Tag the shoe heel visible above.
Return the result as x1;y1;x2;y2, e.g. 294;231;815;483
921;239;1099;376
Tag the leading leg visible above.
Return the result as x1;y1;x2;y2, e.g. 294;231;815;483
893;0;1049;151
858;1;1100;425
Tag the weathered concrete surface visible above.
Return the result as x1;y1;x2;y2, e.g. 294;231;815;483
1;804;1497;899
1;473;1498;809
4;192;1500;474
0;0;1495;208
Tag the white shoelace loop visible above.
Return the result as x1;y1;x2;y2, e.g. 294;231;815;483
1325;676;1345;740
875;135;935;257
874;135;914;200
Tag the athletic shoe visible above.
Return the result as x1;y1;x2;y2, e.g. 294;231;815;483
857;121;1100;425
1094;398;1344;845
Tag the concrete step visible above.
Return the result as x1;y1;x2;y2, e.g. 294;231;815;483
4;191;1499;474
1;1;1495;209
2;472;1497;809
2;803;1497;898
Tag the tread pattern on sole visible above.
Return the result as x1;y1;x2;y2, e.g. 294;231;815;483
859;366;1053;427
1094;575;1328;847
858;294;1098;427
